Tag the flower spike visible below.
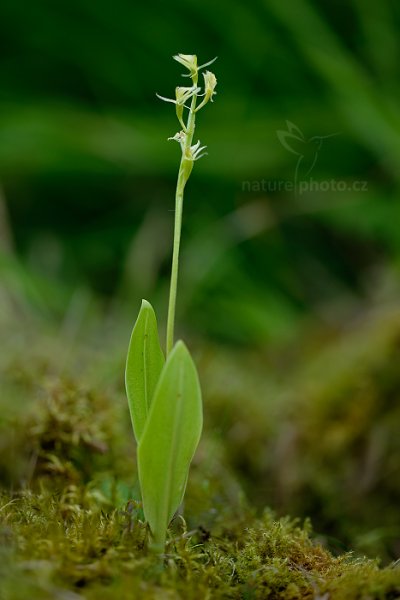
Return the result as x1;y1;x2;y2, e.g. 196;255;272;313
159;53;217;173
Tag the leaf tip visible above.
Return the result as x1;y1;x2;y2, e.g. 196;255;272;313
141;298;152;310
172;339;188;357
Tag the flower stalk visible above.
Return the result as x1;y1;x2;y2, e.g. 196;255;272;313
161;54;217;356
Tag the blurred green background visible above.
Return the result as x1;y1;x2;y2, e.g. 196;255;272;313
1;0;400;562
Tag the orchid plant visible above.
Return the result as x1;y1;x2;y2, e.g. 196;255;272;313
125;54;217;553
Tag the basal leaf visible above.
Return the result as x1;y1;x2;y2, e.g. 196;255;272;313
137;341;203;550
125;299;165;442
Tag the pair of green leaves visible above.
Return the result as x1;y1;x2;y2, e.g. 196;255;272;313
125;300;202;551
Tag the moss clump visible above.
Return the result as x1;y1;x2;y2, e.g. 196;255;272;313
0;372;125;489
1;491;399;599
199;305;400;561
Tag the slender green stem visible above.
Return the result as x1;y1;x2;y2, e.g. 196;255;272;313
166;177;183;356
166;91;197;356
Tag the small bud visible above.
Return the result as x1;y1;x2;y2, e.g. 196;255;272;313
195;71;217;112
173;54;217;85
175;86;200;104
157;85;200;131
173;54;198;77
203;71;217;101
168;131;186;151
168;131;186;143
188;140;207;161
156;85;199;106
175;86;200;129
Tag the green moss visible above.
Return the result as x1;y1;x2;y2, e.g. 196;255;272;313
1;490;399;599
198;306;400;561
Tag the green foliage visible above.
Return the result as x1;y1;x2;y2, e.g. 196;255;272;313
125;299;165;442
138;341;202;552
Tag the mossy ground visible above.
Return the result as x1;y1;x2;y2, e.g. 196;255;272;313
2;488;400;600
1;290;400;599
